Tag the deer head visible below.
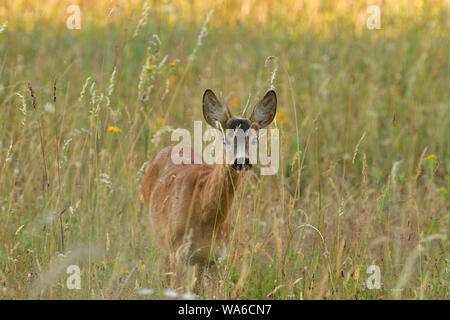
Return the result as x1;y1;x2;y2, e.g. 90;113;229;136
202;89;277;172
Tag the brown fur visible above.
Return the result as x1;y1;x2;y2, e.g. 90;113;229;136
142;146;242;266
142;89;276;289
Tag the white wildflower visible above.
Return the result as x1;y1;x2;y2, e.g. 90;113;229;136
3;140;13;168
0;21;7;33
78;76;92;102
99;173;111;185
157;55;168;69
181;292;196;300
151;126;173;146
15;92;27;126
265;56;279;90
108;67;116;97
44;102;55;114
189;9;214;62
133;0;151;39
138;288;155;296
138;161;149;175
162;289;178;298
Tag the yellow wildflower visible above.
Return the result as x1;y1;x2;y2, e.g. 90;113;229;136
169;75;178;89
438;187;448;195
108;126;122;133
275;108;289;124
229;97;239;109
169;61;176;67
146;66;154;72
156;114;163;125
425;154;437;161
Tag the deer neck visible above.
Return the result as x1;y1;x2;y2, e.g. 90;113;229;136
201;164;242;224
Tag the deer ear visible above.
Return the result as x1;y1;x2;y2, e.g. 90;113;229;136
203;89;229;129
250;90;277;128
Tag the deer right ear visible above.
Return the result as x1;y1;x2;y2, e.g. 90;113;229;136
203;89;229;129
249;90;277;128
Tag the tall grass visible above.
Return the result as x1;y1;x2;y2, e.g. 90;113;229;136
0;0;448;299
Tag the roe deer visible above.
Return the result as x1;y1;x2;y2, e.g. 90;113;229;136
142;89;277;285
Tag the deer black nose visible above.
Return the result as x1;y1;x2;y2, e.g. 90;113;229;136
232;158;252;172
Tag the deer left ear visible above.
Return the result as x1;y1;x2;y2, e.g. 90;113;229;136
249;90;277;128
203;89;230;129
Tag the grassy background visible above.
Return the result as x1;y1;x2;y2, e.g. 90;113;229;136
0;0;448;299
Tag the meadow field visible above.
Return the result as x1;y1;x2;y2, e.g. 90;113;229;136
0;0;448;299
